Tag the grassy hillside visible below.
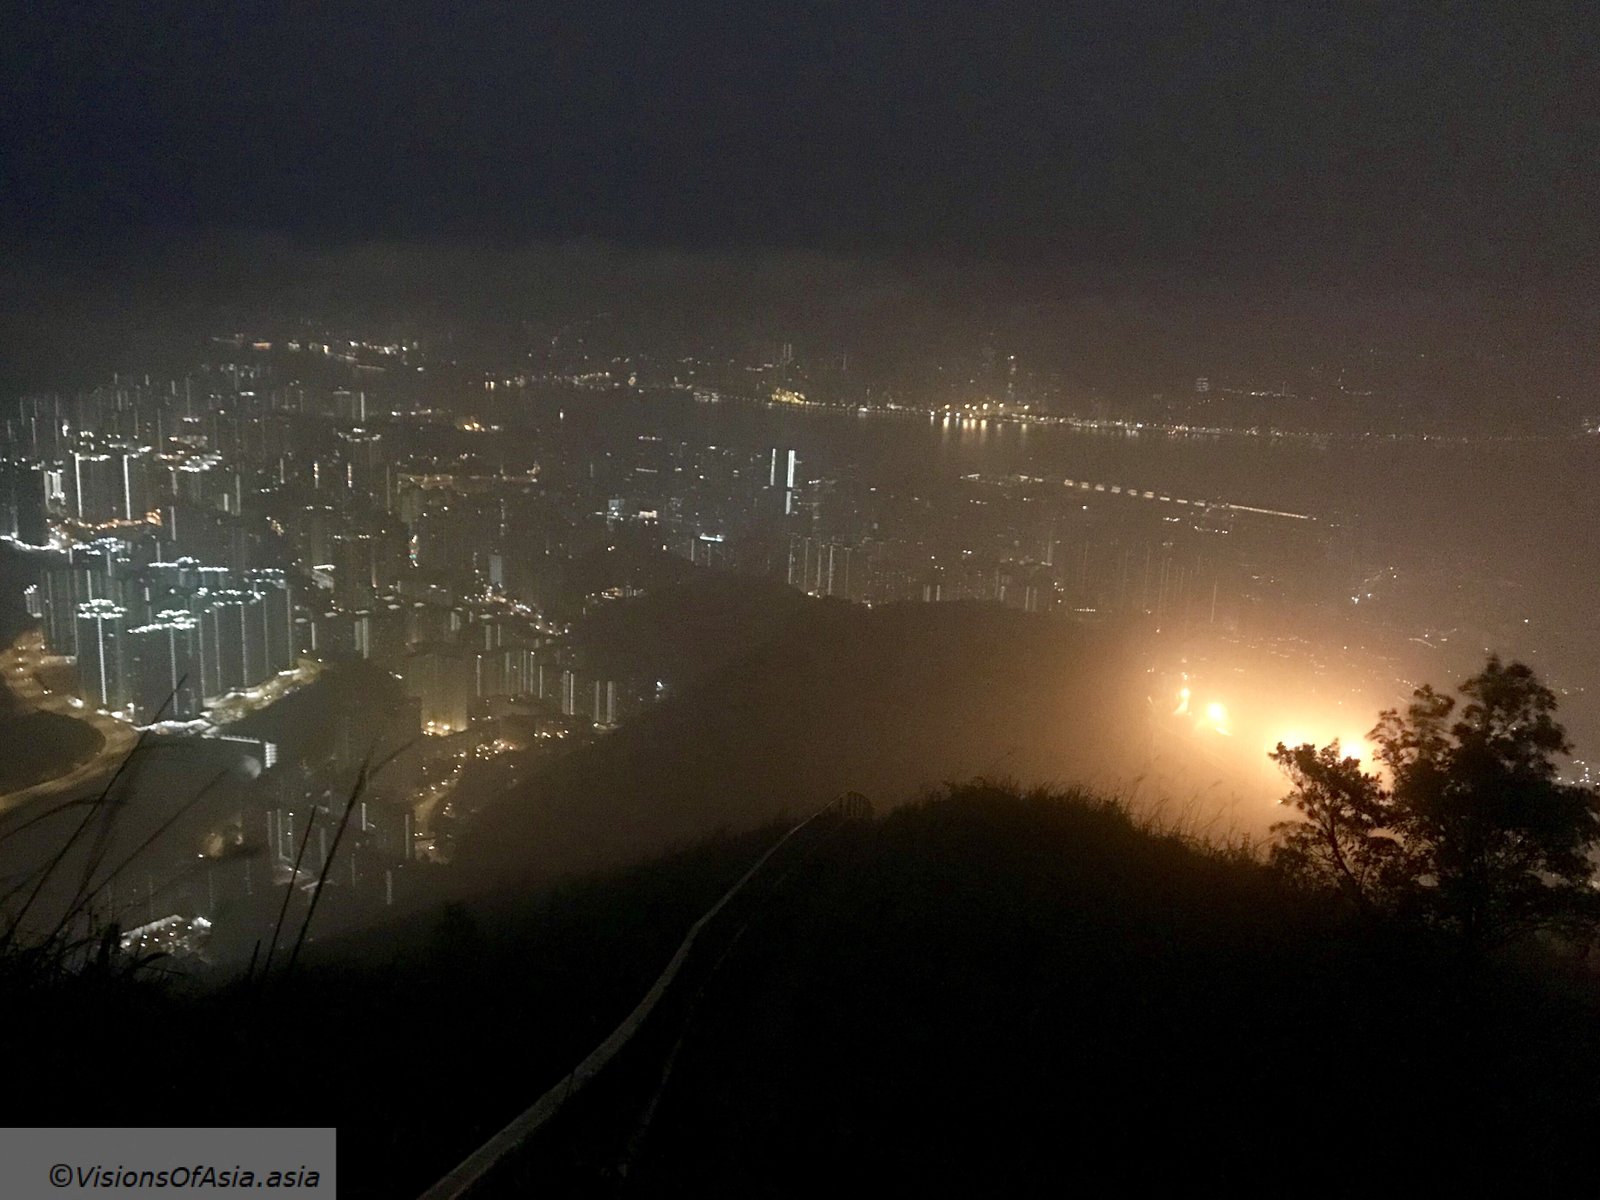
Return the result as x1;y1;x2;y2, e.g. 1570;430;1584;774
497;783;1600;1196
0;822;788;1200
7;782;1598;1197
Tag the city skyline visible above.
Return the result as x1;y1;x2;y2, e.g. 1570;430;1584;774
2;4;1598;1194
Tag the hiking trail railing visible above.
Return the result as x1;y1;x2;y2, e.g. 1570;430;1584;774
417;796;859;1200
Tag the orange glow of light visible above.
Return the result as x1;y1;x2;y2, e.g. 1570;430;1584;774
1339;732;1376;764
1199;700;1231;736
1267;728;1376;765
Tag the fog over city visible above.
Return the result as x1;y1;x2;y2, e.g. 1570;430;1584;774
2;3;1598;1196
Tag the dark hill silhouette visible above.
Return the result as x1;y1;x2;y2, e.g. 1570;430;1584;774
486;784;1600;1197
462;599;1148;886
10;782;1600;1197
568;570;812;691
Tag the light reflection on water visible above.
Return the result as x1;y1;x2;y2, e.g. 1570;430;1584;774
529;389;1598;590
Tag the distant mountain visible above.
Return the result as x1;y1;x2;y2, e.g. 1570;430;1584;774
461;598;1148;885
568;571;812;692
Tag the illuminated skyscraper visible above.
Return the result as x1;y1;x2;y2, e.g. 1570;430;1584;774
170;454;237;512
593;679;618;727
331;389;370;423
58;440;150;525
76;599;129;712
0;457;49;545
237;589;267;685
787;535;859;600
768;448;798;516
126;613;202;721
195;597;226;699
337;428;387;506
208;590;250;692
769;447;798;490
332;531;379;609
111;441;153;521
331;515;407;609
9;394;68;459
41;559;80;654
246;569;295;674
68;449;119;523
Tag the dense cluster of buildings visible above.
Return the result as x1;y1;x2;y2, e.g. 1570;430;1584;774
0;344;1342;737
26;548;294;721
0;362;653;735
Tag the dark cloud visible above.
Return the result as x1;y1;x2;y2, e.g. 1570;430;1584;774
3;1;1596;283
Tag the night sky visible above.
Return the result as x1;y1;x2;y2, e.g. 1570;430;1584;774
4;1;1596;286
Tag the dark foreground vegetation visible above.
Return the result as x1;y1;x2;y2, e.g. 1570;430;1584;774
508;783;1600;1196
0;824;788;1199
7;779;1600;1197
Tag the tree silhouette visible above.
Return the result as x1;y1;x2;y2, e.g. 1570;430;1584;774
1268;741;1411;914
1271;656;1600;952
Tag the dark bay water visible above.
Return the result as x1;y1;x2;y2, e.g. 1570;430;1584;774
520;390;1599;616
